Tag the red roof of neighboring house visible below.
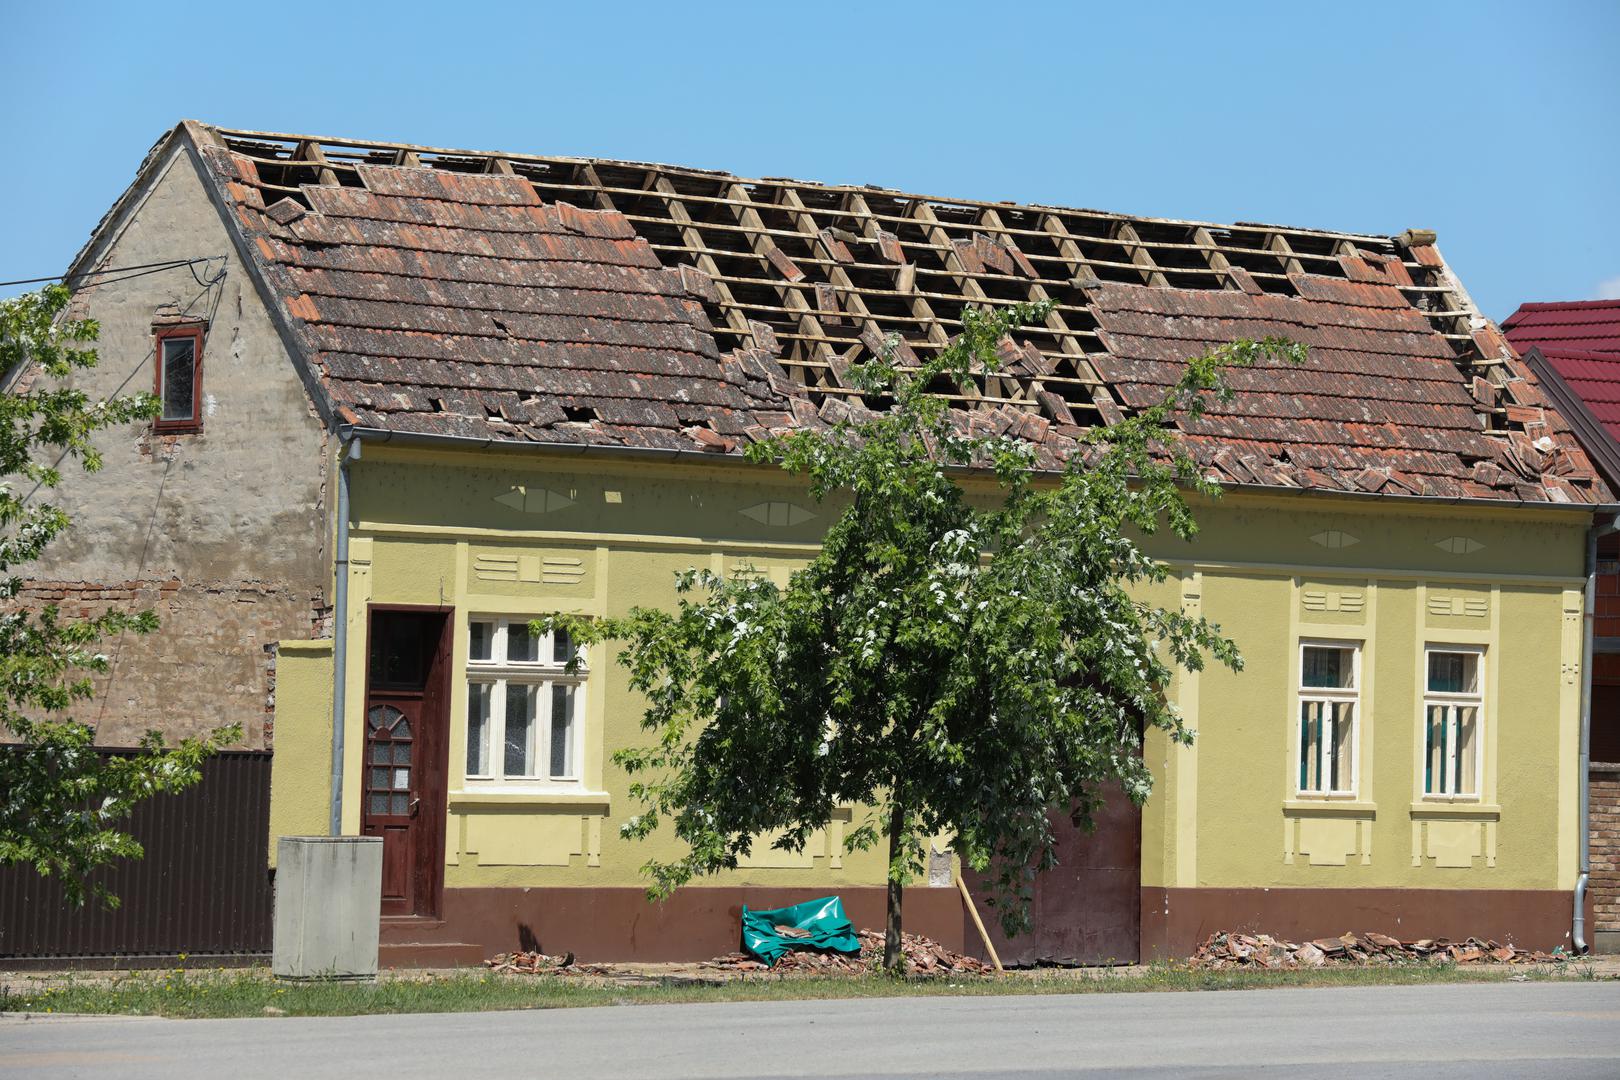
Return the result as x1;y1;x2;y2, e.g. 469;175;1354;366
1504;300;1620;356
1504;301;1620;445
1527;350;1620;438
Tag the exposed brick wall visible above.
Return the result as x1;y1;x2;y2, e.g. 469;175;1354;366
14;578;325;750
1592;764;1620;933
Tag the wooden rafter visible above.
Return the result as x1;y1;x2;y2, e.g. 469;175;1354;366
1112;222;1169;288
293;141;340;187
645;172;754;343
720;181;839;388
1267;232;1306;277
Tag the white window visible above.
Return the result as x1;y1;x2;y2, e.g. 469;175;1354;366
1424;646;1483;799
1297;642;1359;796
465;617;585;784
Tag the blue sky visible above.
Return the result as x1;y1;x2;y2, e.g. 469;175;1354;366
2;1;1615;319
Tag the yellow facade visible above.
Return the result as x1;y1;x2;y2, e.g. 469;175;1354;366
270;443;1590;899
266;641;333;868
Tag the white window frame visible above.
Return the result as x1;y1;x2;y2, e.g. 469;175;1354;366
1296;640;1361;798
464;616;587;787
1422;644;1484;802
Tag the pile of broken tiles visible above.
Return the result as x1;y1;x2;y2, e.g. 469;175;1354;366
1192;930;1566;969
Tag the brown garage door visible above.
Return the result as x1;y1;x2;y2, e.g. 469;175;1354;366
964;786;1140;966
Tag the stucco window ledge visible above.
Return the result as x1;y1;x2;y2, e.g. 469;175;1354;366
1282;799;1376;817
277;639;333;654
1409;802;1500;820
448;790;611;812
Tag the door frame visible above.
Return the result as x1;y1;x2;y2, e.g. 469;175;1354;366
362;603;454;920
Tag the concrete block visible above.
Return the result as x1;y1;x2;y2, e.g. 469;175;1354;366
273;836;382;980
927;844;954;888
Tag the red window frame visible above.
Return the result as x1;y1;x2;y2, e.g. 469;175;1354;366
153;325;205;433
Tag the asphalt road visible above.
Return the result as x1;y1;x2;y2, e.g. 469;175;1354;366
4;983;1619;1079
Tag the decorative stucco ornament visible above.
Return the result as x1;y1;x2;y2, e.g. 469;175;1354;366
1309;530;1360;549
740;501;815;527
493;485;574;514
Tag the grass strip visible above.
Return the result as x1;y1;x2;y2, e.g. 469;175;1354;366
1;960;1607;1019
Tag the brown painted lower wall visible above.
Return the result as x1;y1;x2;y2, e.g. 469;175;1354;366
1140;888;1582;959
380;884;1583;967
381;886;972;966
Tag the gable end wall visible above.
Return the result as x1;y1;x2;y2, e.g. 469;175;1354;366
19;144;331;749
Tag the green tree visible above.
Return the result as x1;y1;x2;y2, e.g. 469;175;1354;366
545;301;1303;970
0;285;236;907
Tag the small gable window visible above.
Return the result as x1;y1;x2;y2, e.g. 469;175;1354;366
153;326;204;432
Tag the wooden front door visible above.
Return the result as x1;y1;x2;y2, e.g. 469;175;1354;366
362;608;450;918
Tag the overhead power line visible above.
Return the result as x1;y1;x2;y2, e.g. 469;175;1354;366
0;257;228;290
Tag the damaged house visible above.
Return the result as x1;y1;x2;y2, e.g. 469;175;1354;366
9;120;1612;965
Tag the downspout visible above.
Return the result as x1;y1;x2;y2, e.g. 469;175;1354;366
329;437;360;836
1577;511;1620;952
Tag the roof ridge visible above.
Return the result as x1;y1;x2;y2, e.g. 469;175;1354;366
1508;299;1620;314
1533;348;1620;360
198;121;1405;247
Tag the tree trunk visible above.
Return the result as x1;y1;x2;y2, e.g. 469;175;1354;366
884;796;905;973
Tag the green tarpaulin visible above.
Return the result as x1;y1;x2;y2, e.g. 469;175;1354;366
740;895;861;966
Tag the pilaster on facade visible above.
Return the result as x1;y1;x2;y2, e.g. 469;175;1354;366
1172;570;1202;888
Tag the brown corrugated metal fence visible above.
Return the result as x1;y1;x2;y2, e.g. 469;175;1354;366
0;750;272;963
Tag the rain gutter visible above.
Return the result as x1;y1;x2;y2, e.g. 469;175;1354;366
329;436;360;836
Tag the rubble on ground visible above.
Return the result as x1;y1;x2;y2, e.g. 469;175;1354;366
1191;931;1567;969
485;951;616;977
486;929;992;979
705;929;994;977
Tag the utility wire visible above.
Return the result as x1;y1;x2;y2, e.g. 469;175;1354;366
0;258;197;287
187;257;229;289
0;256;227;289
